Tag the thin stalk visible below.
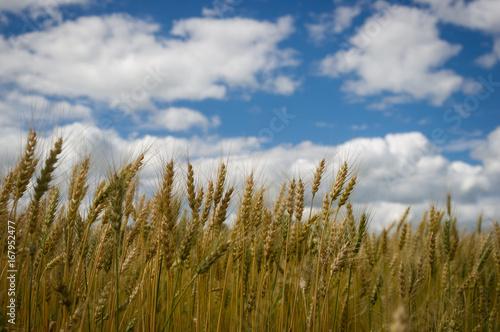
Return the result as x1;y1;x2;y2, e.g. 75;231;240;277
153;256;163;330
163;275;197;331
332;276;341;331
343;263;354;332
280;225;290;331
167;262;184;332
115;242;119;332
216;254;232;331
28;252;33;331
311;208;339;330
204;270;213;332
265;250;282;328
85;267;91;332
448;257;451;305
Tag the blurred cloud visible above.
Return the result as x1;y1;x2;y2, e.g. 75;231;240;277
0;90;92;127
475;37;500;68
0;0;91;27
0;0;89;13
415;0;500;34
2;122;498;230
306;5;361;43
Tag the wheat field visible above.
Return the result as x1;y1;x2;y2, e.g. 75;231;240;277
0;130;499;331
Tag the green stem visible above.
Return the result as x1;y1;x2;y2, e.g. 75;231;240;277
162;275;197;331
265;250;282;329
344;263;354;332
332;276;341;332
168;262;184;332
311;208;339;330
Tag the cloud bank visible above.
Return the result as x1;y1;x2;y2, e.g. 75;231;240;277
1;121;498;231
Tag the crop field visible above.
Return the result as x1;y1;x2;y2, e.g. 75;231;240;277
1;130;499;331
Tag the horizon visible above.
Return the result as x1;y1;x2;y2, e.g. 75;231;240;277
0;0;499;230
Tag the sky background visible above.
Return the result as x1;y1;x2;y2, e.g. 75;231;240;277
0;0;499;230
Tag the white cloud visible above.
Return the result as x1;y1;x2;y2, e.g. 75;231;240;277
153;107;220;132
475;37;500;68
2;122;498;230
0;91;92;127
415;0;500;69
265;75;300;95
0;0;88;13
333;6;362;33
318;5;463;107
461;78;482;95
201;0;242;18
0;0;91;27
307;5;361;43
471;125;500;175
443;138;484;153
0;14;298;109
415;0;500;34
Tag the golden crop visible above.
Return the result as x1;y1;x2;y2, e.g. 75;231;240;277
0;130;498;331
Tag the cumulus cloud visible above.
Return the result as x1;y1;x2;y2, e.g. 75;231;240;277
0;14;298;109
318;5;463;107
415;0;500;34
152;107;221;132
307;5;361;43
2;122;498;230
415;0;500;69
470;124;500;175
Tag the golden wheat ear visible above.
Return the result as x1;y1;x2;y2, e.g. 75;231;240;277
2;128;498;332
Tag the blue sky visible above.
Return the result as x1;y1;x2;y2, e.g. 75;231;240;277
0;0;499;229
